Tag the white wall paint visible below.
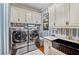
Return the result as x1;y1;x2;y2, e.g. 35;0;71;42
0;3;10;55
4;3;10;55
0;3;2;55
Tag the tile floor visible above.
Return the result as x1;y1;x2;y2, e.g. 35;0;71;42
23;49;44;55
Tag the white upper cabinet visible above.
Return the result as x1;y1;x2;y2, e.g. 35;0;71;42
55;4;65;26
48;4;70;27
48;3;79;27
11;6;41;24
32;11;41;24
70;4;79;26
64;3;70;26
55;4;70;27
48;5;55;27
11;6;26;23
17;8;26;23
35;13;41;24
32;11;38;24
11;6;19;23
26;10;32;23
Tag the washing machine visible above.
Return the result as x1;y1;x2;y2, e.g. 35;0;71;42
13;29;27;43
30;30;39;42
10;27;28;49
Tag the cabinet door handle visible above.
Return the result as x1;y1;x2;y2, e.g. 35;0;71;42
18;18;20;21
49;46;50;49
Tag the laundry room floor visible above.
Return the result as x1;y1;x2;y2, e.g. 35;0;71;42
23;49;44;55
11;42;44;55
36;43;44;53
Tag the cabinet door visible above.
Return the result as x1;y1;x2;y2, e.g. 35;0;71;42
64;3;70;26
70;4;79;26
11;6;26;23
55;4;65;26
44;39;51;55
32;11;37;24
18;8;26;23
26;11;32;23
37;13;41;24
44;39;49;54
11;6;18;23
32;12;41;24
48;5;55;27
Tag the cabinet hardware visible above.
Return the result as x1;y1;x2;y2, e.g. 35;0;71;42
18;18;20;21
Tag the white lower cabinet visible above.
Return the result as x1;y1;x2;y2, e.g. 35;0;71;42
44;39;65;55
44;39;52;55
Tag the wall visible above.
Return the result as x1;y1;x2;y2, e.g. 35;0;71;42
0;3;5;55
0;3;2;55
0;3;10;55
50;28;79;41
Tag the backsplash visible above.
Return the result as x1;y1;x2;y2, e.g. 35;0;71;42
50;28;79;41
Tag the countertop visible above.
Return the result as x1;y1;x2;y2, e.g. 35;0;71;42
44;35;79;44
44;36;58;41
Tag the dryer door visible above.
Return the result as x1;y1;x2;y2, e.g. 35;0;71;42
12;30;27;43
12;31;21;43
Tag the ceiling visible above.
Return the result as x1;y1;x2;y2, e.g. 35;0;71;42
13;3;52;12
